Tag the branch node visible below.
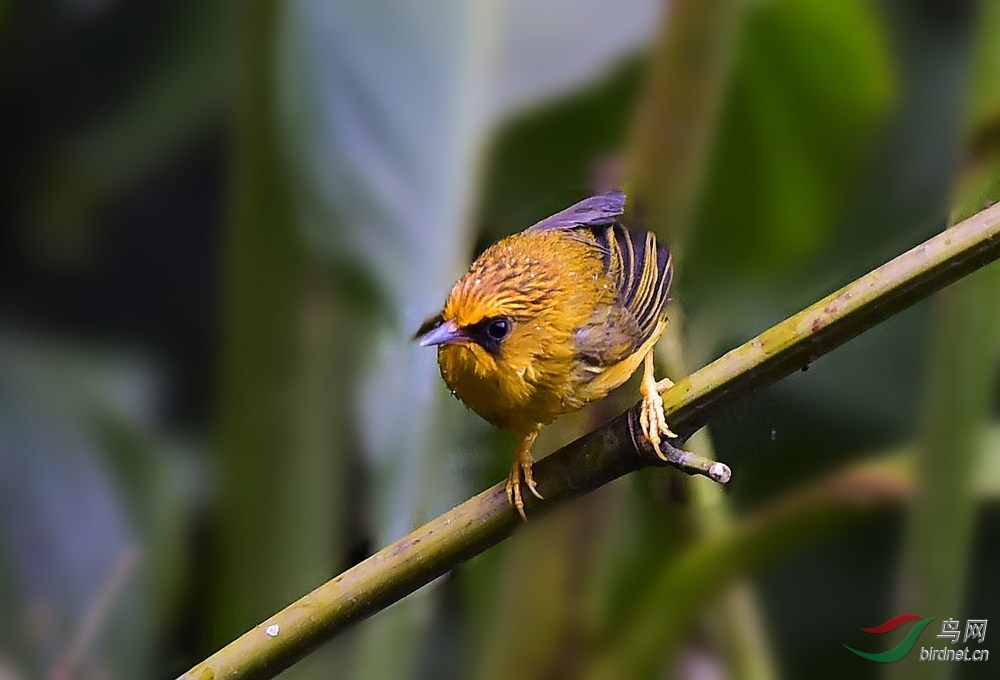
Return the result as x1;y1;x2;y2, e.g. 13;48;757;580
709;461;732;484
658;436;732;484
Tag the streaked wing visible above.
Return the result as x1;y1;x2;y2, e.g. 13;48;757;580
575;224;673;368
525;190;672;368
598;225;672;342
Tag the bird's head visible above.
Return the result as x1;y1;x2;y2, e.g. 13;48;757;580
413;236;574;383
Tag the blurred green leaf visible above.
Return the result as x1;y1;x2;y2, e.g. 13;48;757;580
585;434;1000;680
472;506;606;680
30;0;227;265
479;60;644;245
0;339;188;678
690;0;893;279
967;0;1000;135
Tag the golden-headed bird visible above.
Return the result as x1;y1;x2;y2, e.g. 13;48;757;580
415;191;676;520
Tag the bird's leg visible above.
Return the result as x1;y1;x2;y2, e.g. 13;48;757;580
639;349;678;461
505;424;543;521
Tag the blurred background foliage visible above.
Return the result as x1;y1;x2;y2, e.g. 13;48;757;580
0;0;998;679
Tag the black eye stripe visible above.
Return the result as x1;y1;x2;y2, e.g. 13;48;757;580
468;316;512;355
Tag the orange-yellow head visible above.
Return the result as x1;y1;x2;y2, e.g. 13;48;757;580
415;228;606;433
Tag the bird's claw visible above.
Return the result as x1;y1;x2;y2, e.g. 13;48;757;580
639;358;677;461
506;448;543;522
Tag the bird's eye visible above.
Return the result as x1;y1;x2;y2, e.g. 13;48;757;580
487;318;511;340
486;318;511;341
468;316;512;354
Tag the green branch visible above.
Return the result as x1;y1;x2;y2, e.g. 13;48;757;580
180;203;1000;680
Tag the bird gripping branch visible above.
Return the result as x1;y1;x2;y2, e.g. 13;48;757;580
416;191;682;520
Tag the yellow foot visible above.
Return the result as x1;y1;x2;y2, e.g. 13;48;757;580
638;350;678;461
505;426;543;521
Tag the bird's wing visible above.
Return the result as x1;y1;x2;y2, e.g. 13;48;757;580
526;191;625;233
601;225;672;342
574;224;673;369
527;190;673;367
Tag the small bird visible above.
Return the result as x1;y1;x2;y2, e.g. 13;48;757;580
415;191;676;520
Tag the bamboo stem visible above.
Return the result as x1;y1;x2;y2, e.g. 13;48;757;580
181;202;1000;680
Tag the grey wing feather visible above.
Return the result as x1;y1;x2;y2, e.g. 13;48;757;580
527;190;625;232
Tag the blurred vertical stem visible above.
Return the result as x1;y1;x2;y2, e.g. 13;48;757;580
625;0;740;248
887;6;1000;675
886;176;1000;680
208;3;338;678
625;0;777;678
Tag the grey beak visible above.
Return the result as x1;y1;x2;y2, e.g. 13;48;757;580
417;319;465;347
